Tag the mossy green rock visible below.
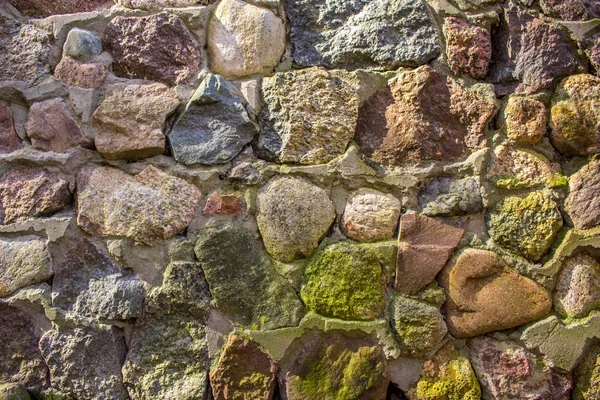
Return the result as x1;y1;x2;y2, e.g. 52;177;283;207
300;242;387;321
195;222;306;330
0;383;30;400
487;191;563;261
574;343;600;400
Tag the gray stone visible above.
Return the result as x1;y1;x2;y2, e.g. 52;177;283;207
553;253;600;319
63;28;102;59
0;236;52;298
419;177;483;217
169;74;258;165
565;160;600;229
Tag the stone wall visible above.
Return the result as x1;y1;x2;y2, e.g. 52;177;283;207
1;0;600;399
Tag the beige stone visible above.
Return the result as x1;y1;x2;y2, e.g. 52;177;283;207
342;188;401;243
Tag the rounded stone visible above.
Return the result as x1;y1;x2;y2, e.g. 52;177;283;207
341;188;401;243
553;253;600;319
63;28;102;59
504;96;547;145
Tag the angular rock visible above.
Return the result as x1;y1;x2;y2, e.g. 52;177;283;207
281;330;389;400
39;325;128;400
443;17;492;80
0;302;49;388
55;57;108;89
63;29;102;59
194;222;306;329
439;248;552;338
210;334;278;400
574;343;600;400
355;65;496;166
6;0;109;18
169;74;257;165
582;33;600;75
553;253;600;319
207;0;285;78
448;0;501;11
566;160;600;229
468;336;572;400
487;145;559;190
0;236;52;298
115;0;214;10
103;12;202;85
0;102;20;153
0;167;70;225
540;0;599;21
256;68;358;165
487;191;563;261
550;74;600;156
91;83;179;160
341;188;401;243
203;192;244;216
25;98;88;153
285;0;439;69
503;96;547;145
256;177;335;262
76;166;200;246
395;214;464;295
418;177;482;217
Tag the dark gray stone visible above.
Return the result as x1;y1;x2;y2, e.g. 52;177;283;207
418;177;483;217
63;28;102;59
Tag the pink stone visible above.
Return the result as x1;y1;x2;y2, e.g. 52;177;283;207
203;192;244;216
0;102;21;153
54;57;108;89
444;17;492;80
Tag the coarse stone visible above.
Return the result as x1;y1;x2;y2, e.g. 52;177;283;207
63;29;102;59
418;177;483;217
91;83;179;160
0;102;20;153
203;192;244;216
439;248;552;338
25;98;88;153
194;222;306;329
169;74;258;165
540;0;599;21
0;383;31;400
573;343;600;400
207;0;285;78
443;17;492;80
503;96;547;145
6;0;109;18
341;188;401;243
395;214;465;295
566;160;600;229
256;176;335;262
103;12;202;85
76;165;200;246
256;68;358;165
355;65;496;166
553;253;600;319
285;0;440;70
54;57;108;89
0;236;52;298
448;0;501;11
115;0;214;10
486;145;559;190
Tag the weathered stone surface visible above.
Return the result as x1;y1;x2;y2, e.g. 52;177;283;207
40;325;129;400
487;191;563;261
0;302;49;388
0;236;52;298
123;261;211;400
553;253;600;319
26;99;88;153
281;330;389;400
210;334;277;400
540;0;599;21
468;336;572;400
0;102;20;153
566;160;600;229
0;383;31;400
285;0;439;69
207;0;285;78
395;214;464;295
257;177;335;262
574;343;600;400
550;74;600;156
203;192;243;216
63;29;102;59
355;65;496;166
194;222;305;329
256;68;358;165
104;12;202;85
418;177;483;217
115;0;213;10
76;166;200;246
448;0;501;12
487;145;559;190
504;96;547;145
169;74;257;165
439;248;552;338
301;242;387;321
443;17;492;80
91;83;179;160
55;57;108;89
582;33;600;75
0;167;70;225
6;0;109;18
341;189;401;243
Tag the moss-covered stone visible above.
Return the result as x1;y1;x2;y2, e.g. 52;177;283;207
574;343;600;400
487;145;560;190
0;383;30;400
300;242;387;321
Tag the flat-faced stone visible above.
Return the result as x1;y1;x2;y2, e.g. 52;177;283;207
341;188;401;243
55;57;108;89
203;192;244;216
566;160;600;229
418;177;483;217
487;145;559;190
0;236;52;298
439;248;552;338
553;253;600;319
574;343;600;400
504;96;547;145
443;17;492;80
76;166;200;246
6;0;109;18
0;102;20;153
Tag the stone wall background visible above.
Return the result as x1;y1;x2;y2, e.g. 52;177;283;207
1;0;600;399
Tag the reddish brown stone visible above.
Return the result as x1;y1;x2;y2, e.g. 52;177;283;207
395;214;464;295
0;102;20;153
443;17;492;80
203;192;244;216
54;57;108;89
7;0;110;18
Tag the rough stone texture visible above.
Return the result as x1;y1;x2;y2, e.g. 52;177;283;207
487;191;563;261
63;29;102;59
553;253;600;319
0;167;71;225
39;325;129;400
6;0;109;18
210;334;278;400
574;343;600;400
115;0;214;10
203;192;244;216
300;242;387;321
0;383;31;400
281;330;389;400
194;222;306;329
566;160;600;229
395;214;465;295
0;102;21;153
468;336;572;400
0;302;49;388
448;0;501;12
341;188;401;243
207;0;285;78
418;177;482;217
355;65;496;166
443;17;492;80
0;236;52;298
439;248;552;338
76;166;200;246
256;68;358;165
25;99;88;153
503;96;547;145
103;12;202;85
256;177;335;262
486;145;559;190
91;83;179;160
540;0;599;21
55;57;108;89
169;74;258;165
285;0;439;69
